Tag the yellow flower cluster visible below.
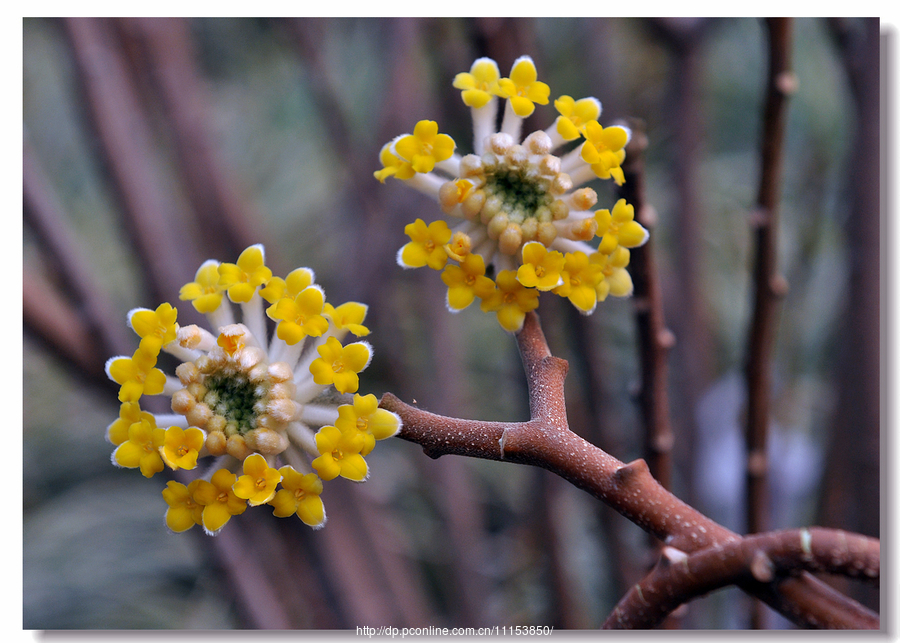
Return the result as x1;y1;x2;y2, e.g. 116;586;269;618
375;55;649;331
105;245;401;534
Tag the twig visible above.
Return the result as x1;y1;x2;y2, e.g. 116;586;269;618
23;139;133;365
816;17;881;614
381;311;879;629
604;527;879;629
23;270;103;383
119;18;265;267
744;17;794;539
644;18;717;509
63;17;201;305
617;121;676;490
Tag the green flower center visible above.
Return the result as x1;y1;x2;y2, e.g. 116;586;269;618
202;373;269;436
484;167;553;220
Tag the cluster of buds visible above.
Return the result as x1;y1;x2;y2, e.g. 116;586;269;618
376;55;648;331
105;245;400;534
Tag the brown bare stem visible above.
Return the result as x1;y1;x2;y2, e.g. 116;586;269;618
604;527;879;629
23;139;133;365
744;17;794;538
743;20;794;627
381;311;878;629
617;122;676;491
64;17;201;305
120;17;264;265
23;270;104;383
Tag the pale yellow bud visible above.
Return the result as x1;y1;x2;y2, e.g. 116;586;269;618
523;131;552;155
186;402;212;427
206;430;227;456
499;223;524;255
170;389;196;415
247;428;289;455
487;212;509;239
571;187;597;211
537;222;558;245
226;434;252;461
462;190;486;219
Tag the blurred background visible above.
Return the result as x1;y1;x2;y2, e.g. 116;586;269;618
22;17;879;629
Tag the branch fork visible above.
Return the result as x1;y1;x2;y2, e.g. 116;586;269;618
379;311;879;629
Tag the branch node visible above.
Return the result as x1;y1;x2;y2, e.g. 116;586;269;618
769;273;790;298
799;528;814;561
748;206;770;228
775;70;799;95
637;203;658;227
747;451;768;477
614;458;650;485
750;549;776;582
656;328;677;350
660;545;689;568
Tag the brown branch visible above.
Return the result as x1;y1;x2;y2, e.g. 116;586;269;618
617;121;676;490
744;17;795;538
23;139;133;363
604;527;879;629
63;17;202;305
743;20;795;627
23;269;104;382
119;18;265;266
381;311;879;629
816;17;881;615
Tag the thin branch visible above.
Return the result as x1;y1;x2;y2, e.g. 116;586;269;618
119;18;265;266
23;269;103;382
23;139;132;362
744;17;795;538
63;17;202;305
617;121;676;490
381;311;879;629
816;16;881;615
604;527;879;629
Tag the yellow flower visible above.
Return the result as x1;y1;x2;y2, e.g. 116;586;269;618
516;242;565;291
162;480;204;533
480;270;540;332
398;218;452;270
233;453;283;506
266;285;330;345
179;260;225;314
440;253;494;311
497;55;550;118
590;247;634;298
106;401;155;446
393;120;456;174
159;426;205;470
112;417;166;478
553;251;605;314
311;424;368;482
324;301;370;337
259;267;316;304
581;121;629;186
374;140;416;182
269;466;326;528
452;57;501;109
128;303;178;356
334;393;402;456
217;244;272;304
554;95;601;141
192;469;247;535
375;54;647;330
595;198;649;254
309;337;372;394
105;347;167;403
106;243;398;535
